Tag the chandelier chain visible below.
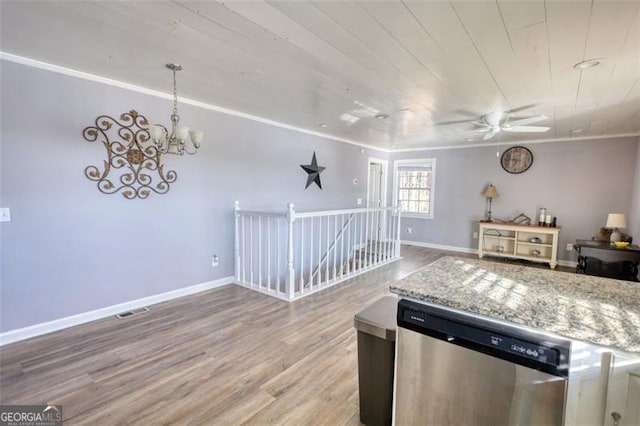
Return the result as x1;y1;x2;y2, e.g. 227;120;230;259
172;68;178;116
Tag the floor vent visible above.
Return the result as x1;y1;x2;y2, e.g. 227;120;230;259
116;307;149;319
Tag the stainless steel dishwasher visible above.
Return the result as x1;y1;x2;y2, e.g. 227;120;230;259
394;299;571;425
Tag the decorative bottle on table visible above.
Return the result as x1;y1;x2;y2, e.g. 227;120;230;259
538;207;547;226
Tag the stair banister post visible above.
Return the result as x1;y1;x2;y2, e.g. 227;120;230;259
286;203;296;299
234;201;241;281
395;205;402;258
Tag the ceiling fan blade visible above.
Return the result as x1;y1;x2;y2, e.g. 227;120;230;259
434;119;475;126
507;114;548;127
504;103;538;114
503;126;550;133
464;126;491;135
483;130;498;140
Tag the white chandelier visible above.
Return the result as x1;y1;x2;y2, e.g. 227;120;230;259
150;63;203;155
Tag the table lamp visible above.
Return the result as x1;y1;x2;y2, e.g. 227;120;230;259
483;184;499;222
606;213;626;243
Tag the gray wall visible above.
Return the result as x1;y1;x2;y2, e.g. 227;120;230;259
389;137;639;262
0;60;385;332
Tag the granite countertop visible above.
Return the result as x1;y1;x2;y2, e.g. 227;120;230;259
390;256;640;355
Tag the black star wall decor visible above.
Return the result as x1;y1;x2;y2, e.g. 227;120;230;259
300;152;326;189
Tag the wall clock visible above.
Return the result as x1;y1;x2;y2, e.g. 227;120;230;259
500;146;533;174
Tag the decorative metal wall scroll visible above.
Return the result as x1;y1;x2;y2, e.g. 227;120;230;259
83;110;177;199
300;152;325;189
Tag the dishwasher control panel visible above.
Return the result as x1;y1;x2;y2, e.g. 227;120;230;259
398;299;571;377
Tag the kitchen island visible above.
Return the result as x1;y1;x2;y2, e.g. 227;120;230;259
389;256;640;425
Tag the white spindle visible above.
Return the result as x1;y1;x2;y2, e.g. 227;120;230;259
325;216;330;285
385;211;390;260
267;217;271;291
317;216;322;287
376;212;380;263
370;210;375;266
375;210;382;263
370;210;375;267
241;215;246;283
336;214;341;281
381;210;385;262
300;218;305;294
258;216;262;288
395;206;402;258
347;214;352;275
286;203;295;299
340;214;345;277
277;220;281;291
309;217;314;288
364;211;373;267
234;201;240;281
363;210;368;268
250;215;254;285
358;213;365;269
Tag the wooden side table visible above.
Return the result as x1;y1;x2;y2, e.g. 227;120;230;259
574;240;640;281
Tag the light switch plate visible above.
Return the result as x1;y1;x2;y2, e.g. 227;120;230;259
0;208;10;222
356;198;362;205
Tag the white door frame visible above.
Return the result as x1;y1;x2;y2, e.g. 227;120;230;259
367;157;388;208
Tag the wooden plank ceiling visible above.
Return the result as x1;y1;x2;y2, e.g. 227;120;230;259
1;0;638;150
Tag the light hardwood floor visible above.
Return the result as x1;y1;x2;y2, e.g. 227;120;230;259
0;247;570;424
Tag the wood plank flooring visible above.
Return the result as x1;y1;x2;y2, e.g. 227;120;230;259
0;247;571;424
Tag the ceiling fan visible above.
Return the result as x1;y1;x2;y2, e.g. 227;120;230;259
436;105;550;141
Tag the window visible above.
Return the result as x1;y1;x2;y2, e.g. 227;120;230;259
393;158;436;219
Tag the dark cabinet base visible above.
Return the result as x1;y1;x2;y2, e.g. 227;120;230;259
576;256;639;282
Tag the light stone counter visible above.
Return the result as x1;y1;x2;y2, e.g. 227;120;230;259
389;256;640;355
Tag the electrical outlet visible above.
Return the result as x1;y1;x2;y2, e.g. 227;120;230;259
356;198;362;205
211;255;219;267
472;232;478;239
406;227;412;234
0;208;10;222
566;243;574;251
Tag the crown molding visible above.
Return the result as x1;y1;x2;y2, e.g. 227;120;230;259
3;52;637;155
0;52;390;153
391;133;640;153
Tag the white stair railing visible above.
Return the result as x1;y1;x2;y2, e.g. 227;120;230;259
234;202;401;301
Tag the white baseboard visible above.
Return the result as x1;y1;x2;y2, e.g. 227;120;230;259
402;240;578;268
0;276;234;346
402;240;478;254
557;259;578;268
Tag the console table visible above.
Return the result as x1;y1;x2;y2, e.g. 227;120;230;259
478;222;560;269
574;240;640;281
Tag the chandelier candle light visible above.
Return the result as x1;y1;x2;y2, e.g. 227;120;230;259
483;184;499;222
150;63;203;155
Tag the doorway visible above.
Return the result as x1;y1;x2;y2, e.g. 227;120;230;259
367;158;388;208
367;158;388;248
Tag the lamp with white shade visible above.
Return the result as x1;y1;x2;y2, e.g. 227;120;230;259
605;213;626;243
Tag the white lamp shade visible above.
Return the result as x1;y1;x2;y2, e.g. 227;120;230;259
150;125;165;140
176;125;190;140
190;130;204;146
605;213;626;229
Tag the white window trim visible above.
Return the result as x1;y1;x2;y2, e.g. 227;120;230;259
392;158;436;220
